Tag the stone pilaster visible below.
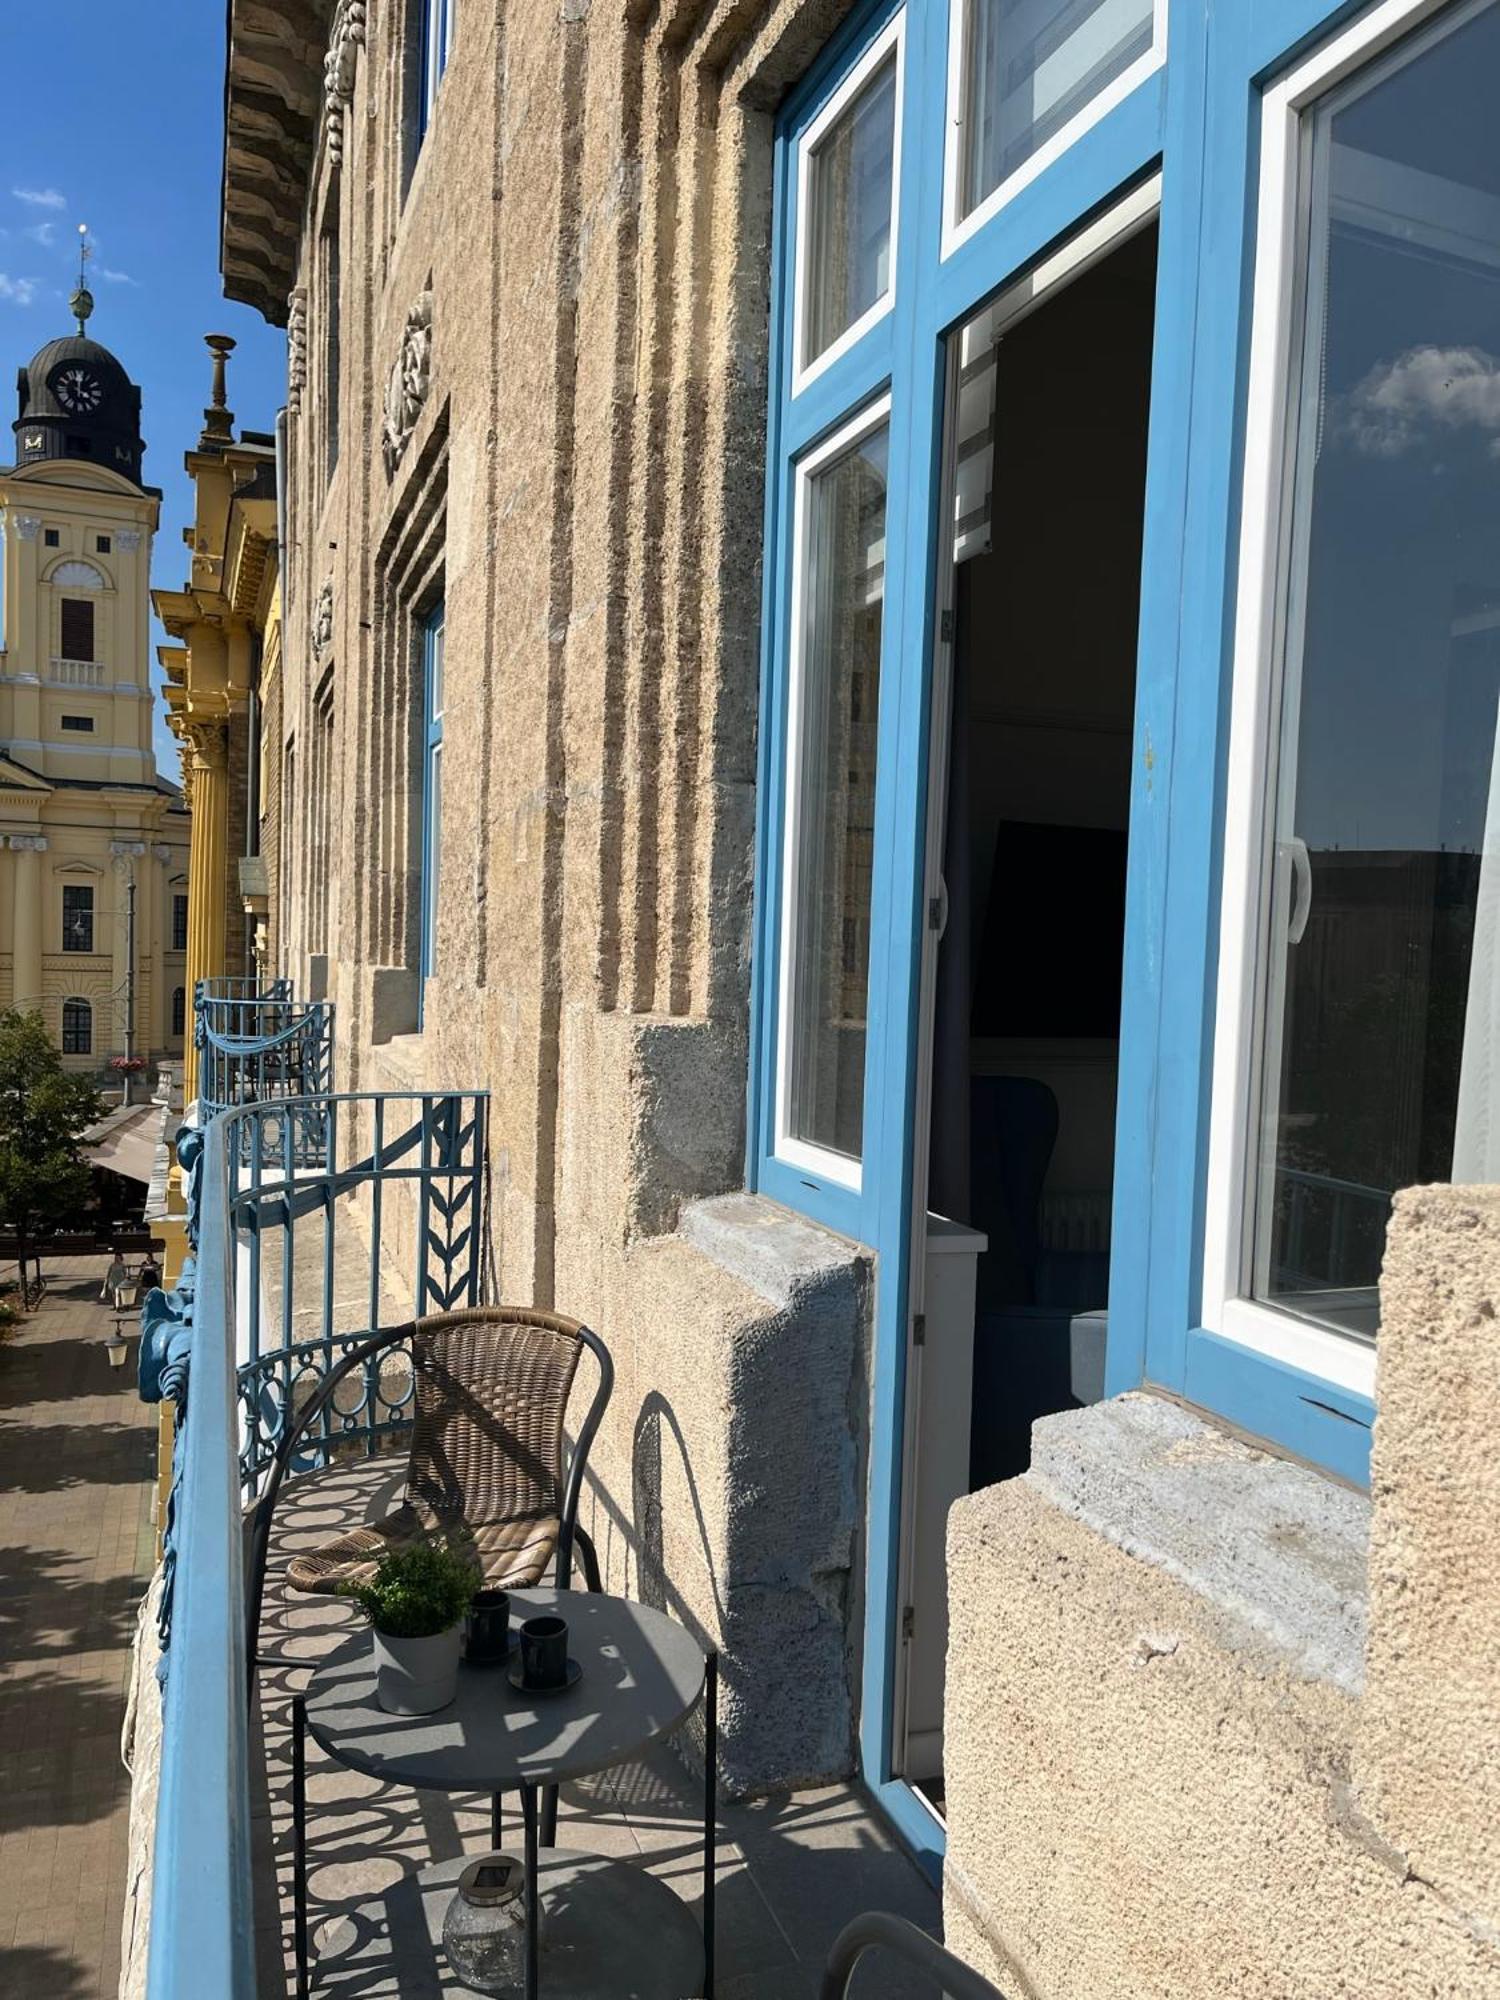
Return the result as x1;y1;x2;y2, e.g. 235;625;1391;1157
182;719;229;1103
7;835;47;1013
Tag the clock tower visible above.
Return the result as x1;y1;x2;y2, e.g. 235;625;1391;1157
13;334;146;488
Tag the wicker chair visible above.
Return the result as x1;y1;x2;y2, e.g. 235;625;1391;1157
244;1307;613;1679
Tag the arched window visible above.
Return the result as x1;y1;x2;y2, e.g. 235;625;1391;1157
171;986;185;1038
48;558;107;589
61;997;92;1055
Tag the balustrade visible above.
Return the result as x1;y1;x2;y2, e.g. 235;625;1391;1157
137;1082;489;2000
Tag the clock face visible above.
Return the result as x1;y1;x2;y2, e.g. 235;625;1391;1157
52;365;103;415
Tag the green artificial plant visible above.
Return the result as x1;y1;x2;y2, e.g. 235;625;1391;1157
339;1537;481;1638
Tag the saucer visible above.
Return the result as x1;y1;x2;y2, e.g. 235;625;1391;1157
506;1656;583;1698
463;1633;517;1669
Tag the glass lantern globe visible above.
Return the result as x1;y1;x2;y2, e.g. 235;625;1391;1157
441;1852;529;1994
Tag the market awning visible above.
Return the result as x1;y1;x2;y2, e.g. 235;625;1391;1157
85;1105;163;1186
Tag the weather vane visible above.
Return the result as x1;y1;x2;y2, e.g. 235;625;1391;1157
70;222;94;335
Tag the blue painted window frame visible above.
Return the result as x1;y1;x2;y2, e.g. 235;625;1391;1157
748;0;1441;1872
418;600;445;1023
418;0;453;141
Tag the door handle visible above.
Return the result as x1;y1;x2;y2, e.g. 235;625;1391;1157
1286;835;1312;945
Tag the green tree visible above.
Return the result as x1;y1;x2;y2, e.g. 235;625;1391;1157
0;1011;103;1297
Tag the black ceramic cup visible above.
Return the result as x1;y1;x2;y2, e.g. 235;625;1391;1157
464;1589;511;1666
519;1613;568;1690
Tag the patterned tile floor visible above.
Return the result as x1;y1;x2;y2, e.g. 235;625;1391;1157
0;1258;158;2000
254;1460;944;1998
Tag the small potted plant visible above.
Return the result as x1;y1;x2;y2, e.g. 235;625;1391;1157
340;1538;481;1715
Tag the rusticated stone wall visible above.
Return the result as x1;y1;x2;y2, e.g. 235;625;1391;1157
241;0;877;1792
942;1190;1500;1998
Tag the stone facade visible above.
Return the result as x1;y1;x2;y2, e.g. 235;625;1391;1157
0;436;189;1069
943;1193;1500;1997
216;2;1500;1993
226;0;874;1789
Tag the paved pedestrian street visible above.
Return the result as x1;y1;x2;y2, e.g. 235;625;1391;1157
0;1259;157;1999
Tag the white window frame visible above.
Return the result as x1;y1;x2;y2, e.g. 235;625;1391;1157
1203;0;1469;1403
792;12;906;398
774;392;893;1191
941;0;1167;261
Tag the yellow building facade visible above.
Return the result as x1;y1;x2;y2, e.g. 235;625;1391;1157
153;337;279;1105
0;319;189;1073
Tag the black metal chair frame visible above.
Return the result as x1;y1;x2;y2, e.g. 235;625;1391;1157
820;1911;1007;1999
246;1314;613;1858
244;1311;615;1689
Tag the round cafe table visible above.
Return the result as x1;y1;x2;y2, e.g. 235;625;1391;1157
293;1587;717;1999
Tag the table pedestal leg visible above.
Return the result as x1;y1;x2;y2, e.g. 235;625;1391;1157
541;1782;559;1846
293;1693;309;1999
703;1653;718;2000
491;1789;505;1849
522;1782;540;2000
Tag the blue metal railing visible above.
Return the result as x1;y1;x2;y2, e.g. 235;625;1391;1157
139;1085;489;2000
197;975;294;1003
194;983;336;1157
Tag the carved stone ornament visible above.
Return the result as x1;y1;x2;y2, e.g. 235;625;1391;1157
116;528;143;554
287;286;309;414
323;0;367;167
311;579;335;666
381;291;434;479
13;515;41;541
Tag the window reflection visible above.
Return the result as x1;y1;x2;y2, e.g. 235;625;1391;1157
960;0;1154;217
804;46;898;369
1256;0;1500;1337
784;421;889;1163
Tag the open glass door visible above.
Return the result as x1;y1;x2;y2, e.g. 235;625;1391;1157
893;184;1160;1808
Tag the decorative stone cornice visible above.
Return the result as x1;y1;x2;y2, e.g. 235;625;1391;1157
311;578;334;666
323;0;367;167
221;0;327;326
287;286;309;414
382;292;434;478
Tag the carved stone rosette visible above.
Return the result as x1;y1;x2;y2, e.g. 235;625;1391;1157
381;291;434;478
287;286;309;414
323;0;368;168
311;579;335;667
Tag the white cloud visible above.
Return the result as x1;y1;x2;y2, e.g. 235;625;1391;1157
0;274;41;305
24;220;56;248
12;187;65;210
1337;344;1500;458
99;266;137;286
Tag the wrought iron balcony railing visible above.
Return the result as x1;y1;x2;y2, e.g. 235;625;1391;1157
194;981;335;1151
138;1085;489;2000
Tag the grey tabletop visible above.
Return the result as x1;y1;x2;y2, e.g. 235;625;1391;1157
304;1588;707;1792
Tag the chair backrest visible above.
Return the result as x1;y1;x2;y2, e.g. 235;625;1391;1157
404;1307;586;1526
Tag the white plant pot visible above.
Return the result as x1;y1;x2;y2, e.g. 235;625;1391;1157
372;1622;463;1715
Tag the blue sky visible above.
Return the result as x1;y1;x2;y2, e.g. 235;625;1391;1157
0;0;287;775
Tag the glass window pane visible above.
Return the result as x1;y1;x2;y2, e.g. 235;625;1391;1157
784;421;889;1161
1254;2;1500;1340
961;0;1154;217
804;51;898;369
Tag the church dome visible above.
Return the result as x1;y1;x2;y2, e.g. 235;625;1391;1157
13;327;145;485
